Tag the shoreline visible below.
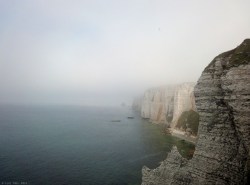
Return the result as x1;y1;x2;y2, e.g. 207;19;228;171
170;129;197;144
142;118;198;144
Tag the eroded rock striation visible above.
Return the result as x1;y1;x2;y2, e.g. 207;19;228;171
141;39;250;185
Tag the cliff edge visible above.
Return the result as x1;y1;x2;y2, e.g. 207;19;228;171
142;39;250;185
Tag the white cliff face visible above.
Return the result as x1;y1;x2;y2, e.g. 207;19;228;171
140;83;196;126
171;83;196;127
141;86;176;123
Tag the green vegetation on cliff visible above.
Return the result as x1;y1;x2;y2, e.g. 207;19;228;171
206;39;250;70
176;110;199;136
228;39;250;68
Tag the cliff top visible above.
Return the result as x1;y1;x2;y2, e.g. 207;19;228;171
206;39;250;70
146;82;196;91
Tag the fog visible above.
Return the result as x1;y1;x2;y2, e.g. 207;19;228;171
0;0;249;106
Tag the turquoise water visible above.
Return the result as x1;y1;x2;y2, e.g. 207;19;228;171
0;105;194;185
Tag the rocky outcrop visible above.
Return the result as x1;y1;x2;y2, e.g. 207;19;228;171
142;147;188;185
141;39;250;185
140;83;196;126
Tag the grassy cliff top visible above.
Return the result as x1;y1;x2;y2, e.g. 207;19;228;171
206;39;250;70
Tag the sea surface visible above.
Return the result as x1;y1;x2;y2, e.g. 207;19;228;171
0;105;194;185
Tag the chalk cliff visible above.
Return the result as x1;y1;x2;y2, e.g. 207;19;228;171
140;83;196;126
141;39;250;185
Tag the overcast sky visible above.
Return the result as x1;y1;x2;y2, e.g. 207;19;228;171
0;0;249;106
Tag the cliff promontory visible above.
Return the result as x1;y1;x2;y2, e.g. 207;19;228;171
134;83;199;138
140;83;196;126
142;39;250;185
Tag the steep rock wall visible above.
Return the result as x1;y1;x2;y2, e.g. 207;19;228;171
140;83;196;126
172;83;196;128
141;86;176;123
141;39;250;185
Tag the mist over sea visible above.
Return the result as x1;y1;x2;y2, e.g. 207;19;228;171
0;105;194;185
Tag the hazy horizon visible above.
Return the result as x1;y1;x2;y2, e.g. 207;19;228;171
0;0;249;106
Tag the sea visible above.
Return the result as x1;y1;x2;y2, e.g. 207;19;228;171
0;105;194;185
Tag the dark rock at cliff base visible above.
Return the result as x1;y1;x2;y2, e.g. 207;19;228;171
141;39;250;185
